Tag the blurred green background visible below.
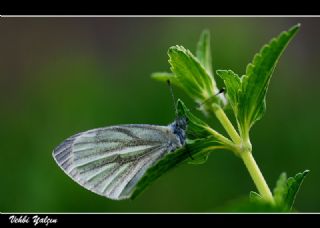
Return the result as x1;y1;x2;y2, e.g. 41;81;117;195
1;17;319;212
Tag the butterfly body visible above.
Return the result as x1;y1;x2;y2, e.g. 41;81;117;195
53;117;187;200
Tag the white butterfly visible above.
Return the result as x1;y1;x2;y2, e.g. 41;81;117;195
52;117;187;200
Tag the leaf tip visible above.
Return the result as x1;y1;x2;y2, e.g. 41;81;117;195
294;23;301;29
176;99;187;114
168;46;176;55
302;169;310;176
168;46;179;57
177;98;183;104
288;23;301;36
200;29;210;37
150;72;158;79
168;45;185;53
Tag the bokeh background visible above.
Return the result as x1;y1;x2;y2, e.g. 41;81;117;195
1;17;319;212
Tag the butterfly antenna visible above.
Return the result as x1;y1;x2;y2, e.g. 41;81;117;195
167;80;178;118
198;87;226;109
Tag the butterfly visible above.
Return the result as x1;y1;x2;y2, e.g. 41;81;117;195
52;116;187;200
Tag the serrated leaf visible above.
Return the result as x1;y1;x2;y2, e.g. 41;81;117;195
196;30;213;76
216;70;241;114
131;137;223;199
152;30;224;113
272;170;309;211
238;24;300;134
151;72;180;87
285;170;310;210
168;45;219;104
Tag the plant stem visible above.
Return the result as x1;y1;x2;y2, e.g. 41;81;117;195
210;106;274;202
213;107;241;144
205;127;234;148
241;151;274;203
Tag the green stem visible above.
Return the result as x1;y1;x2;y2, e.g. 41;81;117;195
213;107;241;144
205;127;235;148
209;105;273;202
241;151;274;203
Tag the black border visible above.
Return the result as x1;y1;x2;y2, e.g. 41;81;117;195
1;1;320;16
1;5;319;227
1;213;320;226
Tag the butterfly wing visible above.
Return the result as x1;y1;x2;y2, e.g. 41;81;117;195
53;124;178;200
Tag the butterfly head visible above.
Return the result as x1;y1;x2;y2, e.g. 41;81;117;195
171;116;187;146
175;116;187;130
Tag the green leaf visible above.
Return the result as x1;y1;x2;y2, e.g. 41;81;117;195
285;170;310;210
238;24;300;134
168;45;218;104
131;137;223;199
223;169;310;212
176;99;213;139
216;70;241;114
186;137;225;165
152;30;224;112
273;172;287;205
130;100;227;199
272;170;310;211
151;72;180;87
187;151;209;165
250;191;262;201
177;99;228;164
196;30;213;76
